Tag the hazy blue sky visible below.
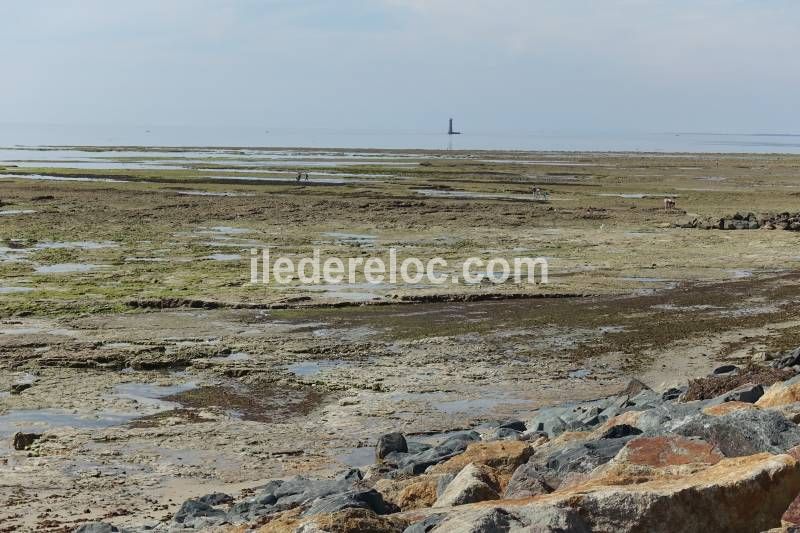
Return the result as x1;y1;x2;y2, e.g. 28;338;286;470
3;0;799;134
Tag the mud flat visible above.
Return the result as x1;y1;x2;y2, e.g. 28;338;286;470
2;148;800;530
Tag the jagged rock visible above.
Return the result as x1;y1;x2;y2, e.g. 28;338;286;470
403;513;446;533
757;376;800;408
425;504;590;532
481;427;522;441
526;395;628;437
503;462;553;498
172;498;227;527
436;473;455;496
73;524;129;533
433;463;500;507
377;432;409;461
429;440;534;476
498;419;526;432
534;436;636;487
610;435;724;468
196;492;233;506
706;383;764;406
412;453;800;533
301;489;389;517
407;441;433;454
13;432;41;451
674;409;800;457
226;470;361;522
772;348;800;369
388;432;481;475
629;400;710;434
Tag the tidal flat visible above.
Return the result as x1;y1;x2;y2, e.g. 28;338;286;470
2;146;800;529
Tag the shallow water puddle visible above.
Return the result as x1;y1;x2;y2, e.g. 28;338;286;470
322;232;377;245
391;390;532;415
0;209;36;215
597;193;677;199
204;253;241;261
0;173;129;183
0;287;33;294
34;263;104;274
124;257;167;262
114;382;199;409
620;276;675;283
176;190;255;197
202;174;349;184
34;241;118;250
336;446;375;468
414;189;537;201
287;359;352;377
0;409;134;455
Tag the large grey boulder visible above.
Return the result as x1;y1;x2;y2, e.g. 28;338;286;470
377;432;408;460
172;498;227;528
705;383;764;407
226;470;363;522
503;462;553;498
631;400;709;434
389;431;480;475
301;488;389;517
674;409;800;457
535;436;636;487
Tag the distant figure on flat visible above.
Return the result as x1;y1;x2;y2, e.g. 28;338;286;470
532;187;549;201
304;172;310;181
664;197;676;211
296;171;302;182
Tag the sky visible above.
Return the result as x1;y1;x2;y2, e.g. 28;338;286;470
2;0;799;135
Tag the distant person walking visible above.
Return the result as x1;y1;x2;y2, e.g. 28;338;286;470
532;187;549;201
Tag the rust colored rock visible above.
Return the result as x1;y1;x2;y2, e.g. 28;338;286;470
405;453;800;533
757;380;800;408
428;440;534;476
395;477;440;510
311;508;408;533
702;401;760;417
612;435;724;468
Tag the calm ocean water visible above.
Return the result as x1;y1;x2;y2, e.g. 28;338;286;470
1;124;800;153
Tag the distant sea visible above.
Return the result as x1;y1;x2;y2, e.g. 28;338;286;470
1;124;800;153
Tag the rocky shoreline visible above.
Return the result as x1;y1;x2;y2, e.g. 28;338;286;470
69;346;800;533
676;211;800;231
